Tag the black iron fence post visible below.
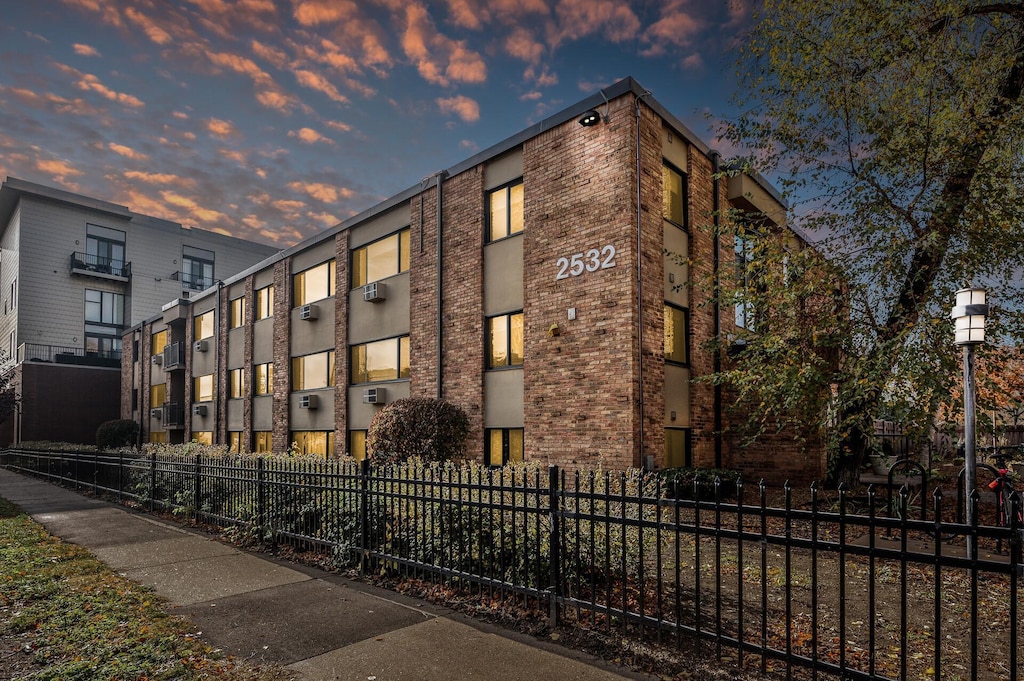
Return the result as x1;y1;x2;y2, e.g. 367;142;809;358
359;458;370;576
548;464;561;628
149;447;156;512
117;449;123;502
193;453;202;522
256;456;266;537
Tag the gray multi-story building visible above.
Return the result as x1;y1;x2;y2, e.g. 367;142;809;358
0;177;278;444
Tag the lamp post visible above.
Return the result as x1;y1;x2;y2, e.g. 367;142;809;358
951;286;988;559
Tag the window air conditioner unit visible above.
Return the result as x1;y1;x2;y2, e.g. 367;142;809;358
192;404;207;416
363;282;387;303
194;339;208;352
362;387;386;405
151;354;163;365
299;394;318;409
299;304;319;320
150;408;162;419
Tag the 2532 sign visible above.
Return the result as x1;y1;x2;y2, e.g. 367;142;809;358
555;245;617;280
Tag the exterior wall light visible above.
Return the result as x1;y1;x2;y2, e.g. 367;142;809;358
578;110;601;127
951;285;988;559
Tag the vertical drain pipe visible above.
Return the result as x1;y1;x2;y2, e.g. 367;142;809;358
435;170;447;400
711;152;723;468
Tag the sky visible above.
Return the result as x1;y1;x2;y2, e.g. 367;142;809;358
0;0;754;248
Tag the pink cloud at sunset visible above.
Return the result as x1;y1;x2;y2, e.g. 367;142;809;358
437;95;480;123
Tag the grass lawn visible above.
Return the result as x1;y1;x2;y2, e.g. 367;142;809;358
0;496;292;681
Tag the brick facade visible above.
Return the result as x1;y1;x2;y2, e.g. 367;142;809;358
333;232;349;455
272;259;292;453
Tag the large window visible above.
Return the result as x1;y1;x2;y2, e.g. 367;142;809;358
294;260;335;306
193;374;214;402
292;351;335;390
150;384;166;408
348;430;367;462
182;245;214;291
487;312;524;369
255;285;274;320
254;431;272;453
351;336;410;384
85;224;126;275
664;304;689;366
254;363;273;395
735;235;757;331
486;428;524;467
228;432;242;453
352;229;410;288
665;428;691;468
229;297;246;328
192;432;213;445
487;180;524;242
662;164;686;228
194;310;215;339
150;432;168;444
291;431;335;457
152;330;167;356
84;289;124;355
229;368;244;398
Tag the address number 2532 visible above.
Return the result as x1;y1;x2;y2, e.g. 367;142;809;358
555;245;617;280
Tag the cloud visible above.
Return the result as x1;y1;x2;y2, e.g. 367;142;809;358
287;181;355;203
108;142;148;160
250;39;289;70
681;53;704;70
293;69;349;104
72;43;100;57
219;148;248;164
520;91;543;101
255;89;296;112
437;95;480;122
550;0;641;46
505;28;544;64
0;85;101;116
401;4;486;87
161;190;230;223
288;127;334;145
206;118;238;138
292;0;357;26
37;158;83;181
123;171;195;188
325;120;352;133
55;64;145;108
641;2;702;57
307;210;340;227
124;6;173;45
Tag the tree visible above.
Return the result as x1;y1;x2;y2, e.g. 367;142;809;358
717;0;1024;484
366;397;470;465
0;356;18;426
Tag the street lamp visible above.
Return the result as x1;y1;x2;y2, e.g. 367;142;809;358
951;286;988;559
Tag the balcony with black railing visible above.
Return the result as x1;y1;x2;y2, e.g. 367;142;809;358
163;402;185;428
162;342;186;370
172;271;214;291
16;343;121;368
70;252;131;281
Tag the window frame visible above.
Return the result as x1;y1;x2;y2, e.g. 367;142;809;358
229;368;245;398
486;179;524;243
664;302;690;367
194;310;215;340
291;350;336;391
193;374;215;403
293;260;336;307
348;430;367;462
228;431;242;453
351;228;411;289
350;335;410;385
254;431;272;453
229;296;246;329
290;430;336;458
486;311;524;370
182;246;215;291
664;427;692;469
84;288;125;355
254;362;274;396
192;431;213;445
485;428;524;467
152;330;167;356
255;285;274;320
662;161;688;230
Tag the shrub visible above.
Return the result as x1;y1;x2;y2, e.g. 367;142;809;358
367;398;469;465
95;419;140;450
658;466;741;500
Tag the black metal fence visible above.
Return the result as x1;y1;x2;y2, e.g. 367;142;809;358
2;447;1020;681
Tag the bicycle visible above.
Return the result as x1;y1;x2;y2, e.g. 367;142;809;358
987;452;1023;531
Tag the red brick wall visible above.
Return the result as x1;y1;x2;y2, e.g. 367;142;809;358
242;275;254;453
334;232;350;455
18;363;120;444
410;183;439;400
272;259;291;452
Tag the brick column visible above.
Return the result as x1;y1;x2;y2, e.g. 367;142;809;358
217;285;229;445
334;231;349;456
243;275;254;453
409;185;439;399
272;259;291;453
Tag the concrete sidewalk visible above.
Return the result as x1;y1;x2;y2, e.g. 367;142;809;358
0;468;649;681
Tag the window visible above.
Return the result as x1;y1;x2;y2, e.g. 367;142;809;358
8;331;14;361
228;432;242;453
291;431;335;457
665;428;691;468
194;310;214;340
230;297;246;328
149;431;168;444
487;312;524;369
150;384;166;408
229;368;245;398
86;224;126;275
487;180;524;242
254;431;272;453
352;229;411;288
486;428;524;466
193;374;214;402
152;330;167;356
291;350;335;390
664;304;689;365
254;363;273;395
735;235;757;331
192;432;213;445
255;285;274;320
662;164;686;228
294;260;336;306
349;430;367;462
350;336;410;384
84;289;124;355
9;277;15;310
182;246;214;291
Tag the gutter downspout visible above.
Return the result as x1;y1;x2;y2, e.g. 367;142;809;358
635;91;651;468
711;152;723;468
435;170;448;400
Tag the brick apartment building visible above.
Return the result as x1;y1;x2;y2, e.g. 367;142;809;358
0;177;278;445
123;77;824;481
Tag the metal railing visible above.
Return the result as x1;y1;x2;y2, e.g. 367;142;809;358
173;271;214;291
70;252;131;278
162;342;185;369
2;449;1019;681
16;343;121;367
